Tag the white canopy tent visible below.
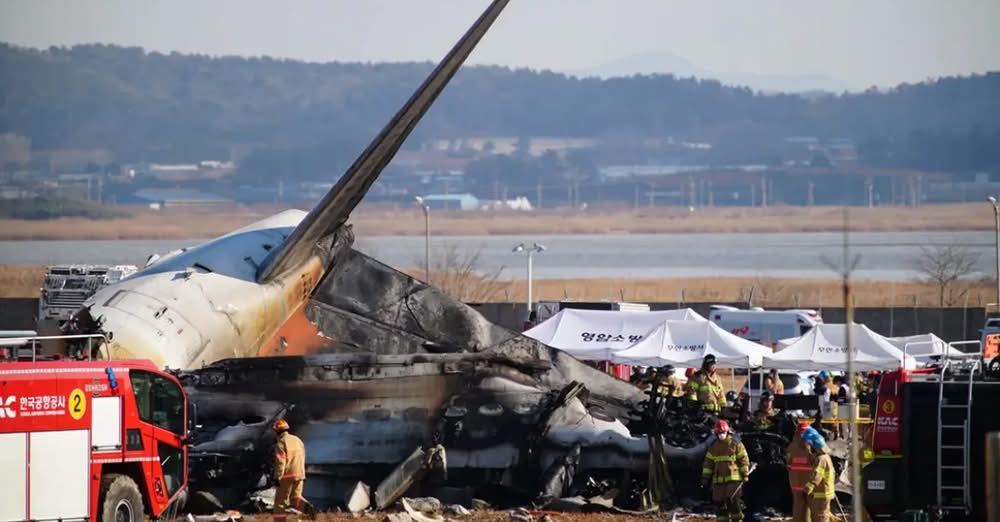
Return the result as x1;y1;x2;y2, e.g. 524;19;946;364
606;320;770;368
523;308;706;361
884;333;966;362
763;323;917;371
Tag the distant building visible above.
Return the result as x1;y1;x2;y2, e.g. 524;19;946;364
129;188;232;208
419;193;480;210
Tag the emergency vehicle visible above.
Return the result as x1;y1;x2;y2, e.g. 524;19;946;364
0;349;189;521
862;356;1000;520
709;305;822;348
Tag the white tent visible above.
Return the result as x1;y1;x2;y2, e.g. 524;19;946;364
607;320;770;368
885;334;966;362
523;308;706;361
763;323;916;371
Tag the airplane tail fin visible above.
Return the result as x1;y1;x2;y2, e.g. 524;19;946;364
258;0;509;282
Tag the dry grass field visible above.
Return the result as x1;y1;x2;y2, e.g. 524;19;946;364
4;263;991;307
0;202;992;240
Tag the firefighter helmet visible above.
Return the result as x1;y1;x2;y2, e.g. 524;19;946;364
273;418;290;433
761;391;774;401
802;427;825;449
797;421;812;434
714;419;731;434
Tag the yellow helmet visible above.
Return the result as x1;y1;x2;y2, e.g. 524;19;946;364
272;418;290;432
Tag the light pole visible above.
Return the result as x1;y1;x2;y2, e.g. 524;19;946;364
989;197;1000;306
513;242;546;317
415;196;430;282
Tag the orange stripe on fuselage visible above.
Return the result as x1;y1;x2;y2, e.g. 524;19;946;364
258;301;336;357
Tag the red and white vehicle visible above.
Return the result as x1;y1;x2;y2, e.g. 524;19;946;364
0;351;189;521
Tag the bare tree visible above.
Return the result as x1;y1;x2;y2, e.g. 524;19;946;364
415;244;506;302
912;244;980;307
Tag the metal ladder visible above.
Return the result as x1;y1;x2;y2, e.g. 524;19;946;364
935;357;979;513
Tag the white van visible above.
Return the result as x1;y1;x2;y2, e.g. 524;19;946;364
709;305;822;348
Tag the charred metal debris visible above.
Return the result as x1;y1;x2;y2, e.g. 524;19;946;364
170;358;818;516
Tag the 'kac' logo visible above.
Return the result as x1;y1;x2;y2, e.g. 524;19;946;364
0;396;16;418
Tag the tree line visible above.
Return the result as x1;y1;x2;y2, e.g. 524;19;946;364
1;44;998;179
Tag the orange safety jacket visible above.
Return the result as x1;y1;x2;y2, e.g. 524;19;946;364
275;431;307;480
785;438;813;492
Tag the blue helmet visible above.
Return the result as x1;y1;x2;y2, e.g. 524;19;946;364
819;371;831;380
801;427;826;449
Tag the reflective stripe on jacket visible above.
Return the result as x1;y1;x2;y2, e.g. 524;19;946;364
701;438;750;484
753;406;776;429
785;439;812;491
698;373;726;411
804;453;836;499
275;431;307;480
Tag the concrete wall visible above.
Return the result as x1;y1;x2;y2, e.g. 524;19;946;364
469;301;988;342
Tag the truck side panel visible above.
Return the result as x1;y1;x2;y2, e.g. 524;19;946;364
0;432;27;522
30;429;89;520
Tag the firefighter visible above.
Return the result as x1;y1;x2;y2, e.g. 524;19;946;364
785;421;814;522
272;419;317;519
698;354;726;413
423;431;448;495
685;368;701;401
801;427;836;522
656;365;683;397
751;391;777;430
701;420;750;522
765;368;785;395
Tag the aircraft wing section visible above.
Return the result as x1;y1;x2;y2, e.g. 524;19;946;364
258;0;509;282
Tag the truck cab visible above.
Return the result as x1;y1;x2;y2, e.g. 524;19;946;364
0;347;189;522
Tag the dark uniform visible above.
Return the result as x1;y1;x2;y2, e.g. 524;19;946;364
752;403;776;430
702;435;750;522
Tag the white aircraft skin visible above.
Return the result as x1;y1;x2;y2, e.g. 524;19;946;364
76;0;509;371
83;209;325;370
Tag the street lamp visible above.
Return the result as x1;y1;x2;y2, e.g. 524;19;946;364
512;242;546;317
989;197;1000;306
415;196;430;282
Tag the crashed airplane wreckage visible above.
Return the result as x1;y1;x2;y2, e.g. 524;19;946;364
55;0;842;514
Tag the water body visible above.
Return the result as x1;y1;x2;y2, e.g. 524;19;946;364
0;231;991;281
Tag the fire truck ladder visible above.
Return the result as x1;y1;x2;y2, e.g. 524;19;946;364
935;357;979;513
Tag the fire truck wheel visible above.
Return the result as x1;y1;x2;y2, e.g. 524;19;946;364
99;474;145;522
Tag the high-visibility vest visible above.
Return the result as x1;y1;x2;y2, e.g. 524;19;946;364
698;374;725;411
701;439;750;484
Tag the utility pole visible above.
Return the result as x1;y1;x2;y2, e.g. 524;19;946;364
989;197;1000;306
513;243;546;318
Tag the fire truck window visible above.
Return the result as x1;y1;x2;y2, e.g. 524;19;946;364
158;441;184;498
130;371;184;435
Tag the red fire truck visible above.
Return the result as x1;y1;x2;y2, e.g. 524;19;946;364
862;357;1000;520
0;357;189;521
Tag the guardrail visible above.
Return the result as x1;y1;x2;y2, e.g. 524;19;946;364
0;334;110;362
